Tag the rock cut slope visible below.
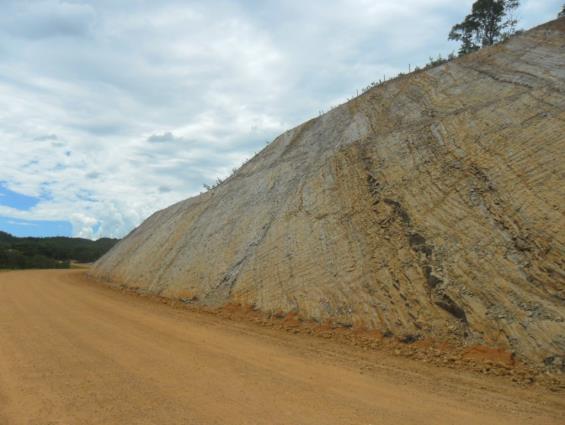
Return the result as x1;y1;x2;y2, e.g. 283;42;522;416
92;19;565;367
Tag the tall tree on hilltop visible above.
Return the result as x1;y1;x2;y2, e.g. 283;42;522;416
559;5;565;18
449;0;520;55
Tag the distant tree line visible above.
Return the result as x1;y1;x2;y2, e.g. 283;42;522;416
0;231;119;269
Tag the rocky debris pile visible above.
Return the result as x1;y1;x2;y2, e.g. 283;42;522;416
91;19;565;370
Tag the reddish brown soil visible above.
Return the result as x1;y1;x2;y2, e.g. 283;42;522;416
0;269;563;425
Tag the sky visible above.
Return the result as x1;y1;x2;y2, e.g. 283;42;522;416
0;0;561;239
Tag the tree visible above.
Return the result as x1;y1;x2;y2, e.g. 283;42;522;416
559;5;565;18
449;0;520;55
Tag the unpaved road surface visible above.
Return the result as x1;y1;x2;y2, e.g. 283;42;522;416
0;270;562;425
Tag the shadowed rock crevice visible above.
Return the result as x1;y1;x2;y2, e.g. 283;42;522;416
378;195;467;324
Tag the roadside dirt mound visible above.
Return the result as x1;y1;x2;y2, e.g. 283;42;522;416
91;19;565;369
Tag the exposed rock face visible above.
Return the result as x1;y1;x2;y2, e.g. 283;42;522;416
92;20;565;366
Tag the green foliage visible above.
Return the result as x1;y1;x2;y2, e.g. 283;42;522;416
426;54;449;68
449;0;520;55
0;231;119;269
559;5;565;18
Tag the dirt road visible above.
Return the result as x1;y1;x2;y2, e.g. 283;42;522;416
0;270;562;424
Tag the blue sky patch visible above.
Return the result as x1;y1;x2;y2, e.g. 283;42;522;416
0;182;40;211
0;216;72;237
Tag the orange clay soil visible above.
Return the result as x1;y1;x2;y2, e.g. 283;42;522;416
0;269;563;425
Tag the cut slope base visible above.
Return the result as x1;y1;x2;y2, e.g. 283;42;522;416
91;19;565;368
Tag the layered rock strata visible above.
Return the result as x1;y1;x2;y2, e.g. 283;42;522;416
92;19;565;366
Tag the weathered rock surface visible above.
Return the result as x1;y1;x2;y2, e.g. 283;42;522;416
91;20;565;367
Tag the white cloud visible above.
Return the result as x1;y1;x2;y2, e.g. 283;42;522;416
0;0;559;238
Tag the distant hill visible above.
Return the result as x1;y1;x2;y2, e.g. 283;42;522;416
0;231;119;269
